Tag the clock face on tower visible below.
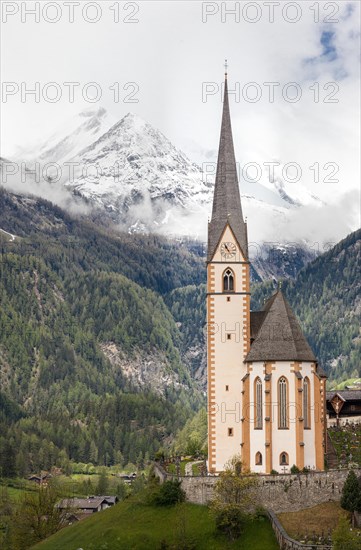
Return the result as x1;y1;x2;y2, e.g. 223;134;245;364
220;242;236;259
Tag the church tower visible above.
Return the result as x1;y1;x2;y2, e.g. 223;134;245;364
207;67;327;474
207;67;250;473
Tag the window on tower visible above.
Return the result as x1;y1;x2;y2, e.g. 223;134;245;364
255;452;262;465
223;268;235;292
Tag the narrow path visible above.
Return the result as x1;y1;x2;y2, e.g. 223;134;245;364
184;461;203;476
326;432;339;469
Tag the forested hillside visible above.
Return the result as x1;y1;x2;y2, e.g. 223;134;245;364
0;188;205;295
0;187;359;478
287;229;360;383
252;229;361;383
0;188;204;477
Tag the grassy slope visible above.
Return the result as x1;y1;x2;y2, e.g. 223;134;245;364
32;499;278;550
278;502;347;540
332;378;361;390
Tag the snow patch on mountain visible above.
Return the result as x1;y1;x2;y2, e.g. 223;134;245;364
61;112;213;236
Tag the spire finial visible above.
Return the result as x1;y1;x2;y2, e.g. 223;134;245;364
224;58;228;78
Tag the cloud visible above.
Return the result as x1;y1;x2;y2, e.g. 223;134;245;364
0;160;92;216
1;1;359;245
273;190;360;249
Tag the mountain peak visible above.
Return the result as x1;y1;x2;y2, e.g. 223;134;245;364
115;112;148;132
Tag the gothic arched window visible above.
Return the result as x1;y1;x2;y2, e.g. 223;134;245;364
255;452;262;465
280;452;289;465
223;268;234;292
278;377;288;429
303;377;311;429
254;377;263;429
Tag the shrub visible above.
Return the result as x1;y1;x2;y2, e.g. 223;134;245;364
253;506;267;520
213;504;246;541
152;480;185;506
341;470;361;513
332;515;360;550
290;465;300;474
270;469;278;475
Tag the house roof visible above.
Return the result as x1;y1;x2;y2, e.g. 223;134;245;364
58;497;105;510
246;290;318;363
95;495;118;504
326;390;361;402
28;473;52;481
208;74;248;261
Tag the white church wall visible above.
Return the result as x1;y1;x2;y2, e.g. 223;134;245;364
270;362;297;472
208;224;249;471
303;362;317;469
248;363;266;473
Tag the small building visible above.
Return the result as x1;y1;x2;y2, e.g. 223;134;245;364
87;495;119;508
57;495;118;516
28;472;52;485
64;513;80;524
326;390;361;426
117;473;137;484
102;495;118;506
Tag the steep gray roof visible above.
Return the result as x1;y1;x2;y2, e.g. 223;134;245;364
246;290;317;362
208;75;248;261
326;390;361;401
250;311;267;340
316;365;328;378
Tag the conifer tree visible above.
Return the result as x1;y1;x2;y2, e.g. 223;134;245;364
340;470;361;513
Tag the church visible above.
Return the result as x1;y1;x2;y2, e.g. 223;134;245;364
207;68;327;474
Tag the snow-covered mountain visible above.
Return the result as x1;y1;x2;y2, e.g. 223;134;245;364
3;108;324;241
63;112;214;236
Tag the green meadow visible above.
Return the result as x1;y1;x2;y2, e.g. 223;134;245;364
32;496;279;550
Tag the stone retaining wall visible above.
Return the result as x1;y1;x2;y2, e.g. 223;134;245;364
153;463;361;514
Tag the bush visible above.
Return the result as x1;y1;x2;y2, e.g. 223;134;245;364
332;515;360;550
253;506;267;520
152;480;185;506
213;504;246;541
290;465;300;474
341;470;361;513
270;469;278;475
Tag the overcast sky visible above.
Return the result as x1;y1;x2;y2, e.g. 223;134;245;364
1;1;360;241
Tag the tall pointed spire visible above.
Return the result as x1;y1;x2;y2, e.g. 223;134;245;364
208;64;248;261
